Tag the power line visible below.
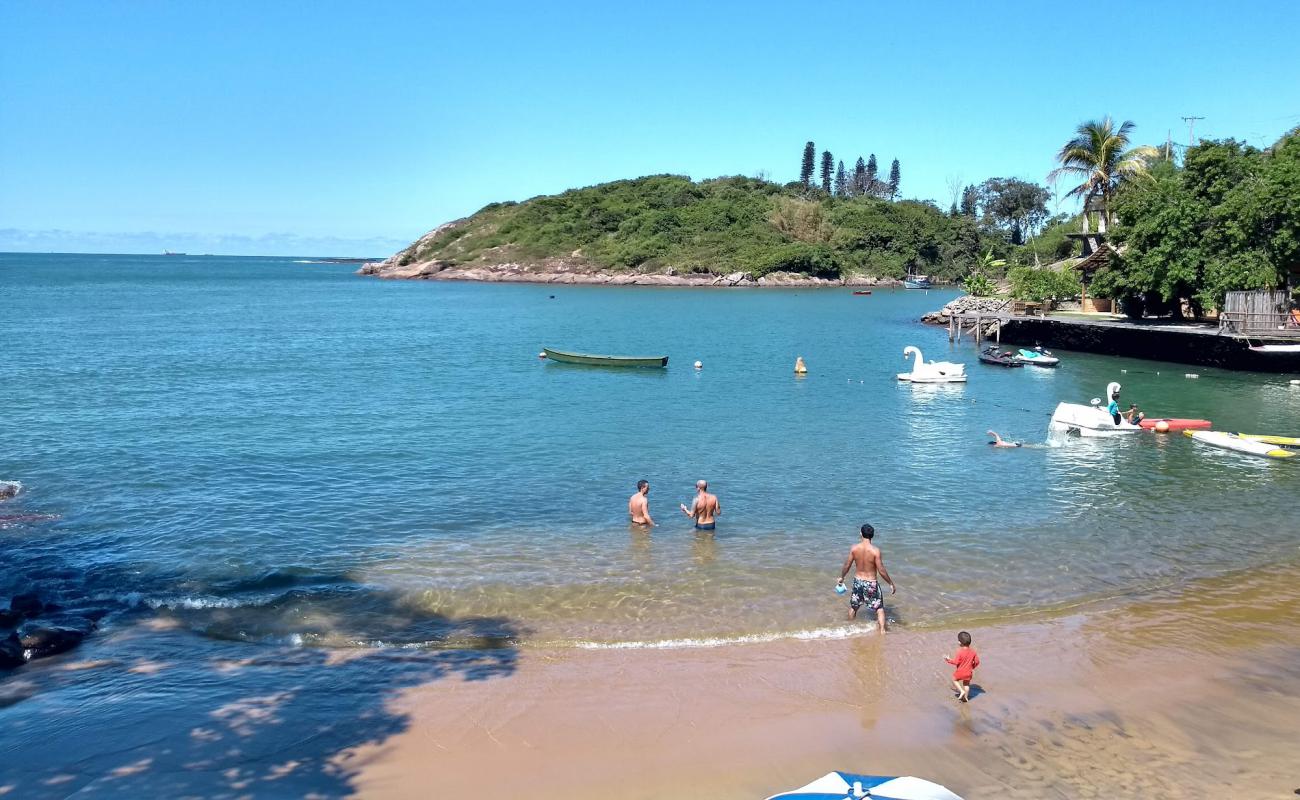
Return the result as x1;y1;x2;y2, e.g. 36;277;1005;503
1181;116;1205;147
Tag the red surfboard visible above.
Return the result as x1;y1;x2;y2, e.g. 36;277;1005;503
1140;418;1212;431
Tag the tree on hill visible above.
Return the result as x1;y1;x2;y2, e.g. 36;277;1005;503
852;157;867;196
888;159;901;199
960;184;979;216
834;161;847;197
800;142;817;187
820;150;834;194
976;177;1050;245
1048;117;1158;233
866;154;878;187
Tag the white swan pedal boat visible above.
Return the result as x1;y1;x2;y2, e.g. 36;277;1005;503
766;771;962;800
897;346;966;383
1048;382;1142;437
1184;430;1296;459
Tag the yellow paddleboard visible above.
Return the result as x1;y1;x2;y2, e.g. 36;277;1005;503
1235;434;1300;447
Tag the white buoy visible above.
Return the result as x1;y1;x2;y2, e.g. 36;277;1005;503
1121;369;1127;374
1185;373;1199;379
694;360;703;370
1291;379;1299;386
538;352;547;359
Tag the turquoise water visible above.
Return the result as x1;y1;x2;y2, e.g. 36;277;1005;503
3;253;1300;650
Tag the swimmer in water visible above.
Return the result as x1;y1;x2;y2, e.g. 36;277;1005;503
987;430;1022;448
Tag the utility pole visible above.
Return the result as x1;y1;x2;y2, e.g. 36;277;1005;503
1166;130;1172;161
1181;116;1205;147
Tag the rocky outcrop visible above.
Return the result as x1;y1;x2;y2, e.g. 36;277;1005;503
18;622;89;660
0;633;23;668
920;295;1012;325
0;592;103;668
359;258;898;288
0;481;20;500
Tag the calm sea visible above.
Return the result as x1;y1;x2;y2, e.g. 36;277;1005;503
3;252;1300;650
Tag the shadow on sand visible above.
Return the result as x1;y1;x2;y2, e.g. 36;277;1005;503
0;574;521;799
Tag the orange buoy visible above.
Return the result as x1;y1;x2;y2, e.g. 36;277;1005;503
1154;420;1170;433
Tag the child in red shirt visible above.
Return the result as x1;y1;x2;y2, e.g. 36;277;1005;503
945;631;979;702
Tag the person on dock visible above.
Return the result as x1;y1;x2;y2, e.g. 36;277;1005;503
987;430;1022;448
628;479;655;527
680;480;719;530
945;631;980;703
836;523;896;633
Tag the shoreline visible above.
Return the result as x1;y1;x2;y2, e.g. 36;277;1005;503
357;258;907;288
346;564;1300;799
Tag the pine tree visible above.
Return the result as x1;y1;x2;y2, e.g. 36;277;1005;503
800;142;816;187
819;150;833;194
866;154;878;186
853;157;867;195
888;159;901;199
834;160;847;197
960;184;978;216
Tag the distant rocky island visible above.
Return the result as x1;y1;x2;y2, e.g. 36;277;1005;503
359;174;980;287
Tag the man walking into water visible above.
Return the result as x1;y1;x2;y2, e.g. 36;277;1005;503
837;523;896;633
680;480;719;530
628;479;655;526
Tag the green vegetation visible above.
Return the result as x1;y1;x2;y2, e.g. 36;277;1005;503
1095;130;1300;311
1008;266;1081;302
1048;117;1159;233
394;174;995;280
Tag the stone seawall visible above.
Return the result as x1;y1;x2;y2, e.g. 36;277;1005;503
997;317;1300;373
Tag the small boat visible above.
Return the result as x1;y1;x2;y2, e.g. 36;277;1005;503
1247;343;1300;353
541;348;668;368
852;290;873;296
1184;430;1295;459
767;771;962;800
163;250;187;256
903;275;932;290
1139;418;1212;431
898;345;966;383
1014;346;1059;367
1235;433;1300;447
978;346;1023;368
1048;382;1142;437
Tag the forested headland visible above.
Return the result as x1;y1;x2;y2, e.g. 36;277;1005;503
367;128;1299;307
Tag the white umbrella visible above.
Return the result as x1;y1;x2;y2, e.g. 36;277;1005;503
766;771;963;800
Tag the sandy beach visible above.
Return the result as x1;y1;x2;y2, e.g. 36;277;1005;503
346;564;1300;799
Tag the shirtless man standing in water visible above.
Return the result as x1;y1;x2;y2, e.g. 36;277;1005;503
837;523;897;633
628;479;654;526
680;480;719;530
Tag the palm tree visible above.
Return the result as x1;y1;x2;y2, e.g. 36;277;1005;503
1048;117;1158;233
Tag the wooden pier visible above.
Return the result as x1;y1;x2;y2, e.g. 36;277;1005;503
948;312;1008;345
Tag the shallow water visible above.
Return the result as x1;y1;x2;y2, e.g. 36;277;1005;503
3;253;1300;651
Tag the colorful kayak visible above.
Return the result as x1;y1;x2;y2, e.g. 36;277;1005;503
1235;433;1300;447
1183;430;1295;459
1139;418;1212;431
541;348;668;368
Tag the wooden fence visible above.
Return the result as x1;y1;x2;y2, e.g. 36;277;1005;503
1219;290;1299;338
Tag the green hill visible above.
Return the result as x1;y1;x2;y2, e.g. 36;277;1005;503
384;174;992;280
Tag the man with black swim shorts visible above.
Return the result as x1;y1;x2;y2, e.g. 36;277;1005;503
836;523;897;634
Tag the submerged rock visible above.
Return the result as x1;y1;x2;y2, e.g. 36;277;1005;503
9;593;42;618
0;609;22;628
0;633;23;669
0;481;20;500
18;621;90;660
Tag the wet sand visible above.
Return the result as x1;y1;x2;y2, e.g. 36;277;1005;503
346;565;1300;799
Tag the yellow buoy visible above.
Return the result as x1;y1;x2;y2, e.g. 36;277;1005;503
794;356;807;375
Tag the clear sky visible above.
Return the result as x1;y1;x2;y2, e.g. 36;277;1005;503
3;0;1299;256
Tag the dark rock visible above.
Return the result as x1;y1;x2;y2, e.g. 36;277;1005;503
10;593;42;617
18;624;86;660
0;633;23;668
0;481;19;500
0;609;21;628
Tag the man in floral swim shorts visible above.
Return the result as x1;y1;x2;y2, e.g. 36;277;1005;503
836;523;897;634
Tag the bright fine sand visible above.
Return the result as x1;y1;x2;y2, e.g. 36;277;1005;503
345;564;1300;799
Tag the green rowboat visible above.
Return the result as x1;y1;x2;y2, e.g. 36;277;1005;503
542;348;668;368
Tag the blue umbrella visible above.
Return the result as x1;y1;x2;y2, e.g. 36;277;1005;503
766;771;963;800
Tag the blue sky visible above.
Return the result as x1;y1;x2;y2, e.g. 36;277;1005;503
2;0;1298;256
